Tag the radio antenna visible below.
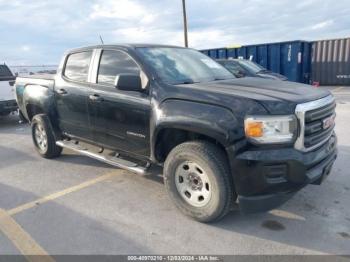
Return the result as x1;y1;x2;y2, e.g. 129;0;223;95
99;35;104;45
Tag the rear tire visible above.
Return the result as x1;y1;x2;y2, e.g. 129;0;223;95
164;141;235;222
31;114;62;159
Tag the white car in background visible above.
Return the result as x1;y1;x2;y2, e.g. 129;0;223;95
0;64;17;116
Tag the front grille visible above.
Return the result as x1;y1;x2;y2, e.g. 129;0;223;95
304;101;335;147
295;95;335;152
8;101;16;106
2;100;17;107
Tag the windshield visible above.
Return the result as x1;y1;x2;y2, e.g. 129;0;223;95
0;65;13;77
237;60;265;74
218;61;245;76
136;47;234;84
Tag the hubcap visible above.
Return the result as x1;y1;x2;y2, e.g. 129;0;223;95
34;123;47;151
175;161;212;207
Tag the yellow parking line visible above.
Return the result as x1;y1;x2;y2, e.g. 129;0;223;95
332;86;344;92
331;92;350;95
8;170;122;216
0;170;122;259
0;209;54;261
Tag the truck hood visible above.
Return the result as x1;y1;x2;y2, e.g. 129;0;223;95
257;72;288;81
175;77;331;114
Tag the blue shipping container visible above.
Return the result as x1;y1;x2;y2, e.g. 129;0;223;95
201;40;312;84
217;48;227;59
208;49;217;59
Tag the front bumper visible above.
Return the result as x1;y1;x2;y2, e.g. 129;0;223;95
228;133;337;213
0;99;18;114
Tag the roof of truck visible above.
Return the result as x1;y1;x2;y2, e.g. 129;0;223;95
67;44;186;53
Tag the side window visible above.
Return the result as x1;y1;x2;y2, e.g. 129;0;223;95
97;50;140;86
64;51;92;82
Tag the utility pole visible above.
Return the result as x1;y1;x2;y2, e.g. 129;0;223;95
99;35;104;45
182;0;188;47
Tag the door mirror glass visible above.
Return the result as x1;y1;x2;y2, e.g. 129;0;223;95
114;74;143;92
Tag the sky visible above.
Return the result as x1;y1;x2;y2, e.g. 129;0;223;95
0;0;349;65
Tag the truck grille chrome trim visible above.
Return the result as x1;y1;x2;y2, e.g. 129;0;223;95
294;95;335;152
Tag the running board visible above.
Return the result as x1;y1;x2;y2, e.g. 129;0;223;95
56;140;147;174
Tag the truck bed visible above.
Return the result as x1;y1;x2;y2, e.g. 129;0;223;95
18;74;55;80
15;74;55;89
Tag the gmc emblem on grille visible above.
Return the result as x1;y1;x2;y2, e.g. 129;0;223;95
323;114;335;130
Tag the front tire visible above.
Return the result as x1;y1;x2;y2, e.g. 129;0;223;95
164;141;235;222
31;114;62;159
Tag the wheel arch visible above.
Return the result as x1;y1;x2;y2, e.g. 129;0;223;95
153;125;229;164
26;103;45;121
151;99;242;163
21;83;55;121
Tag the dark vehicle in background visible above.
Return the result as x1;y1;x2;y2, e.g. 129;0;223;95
0;64;17;116
217;59;288;81
36;69;57;75
15;45;337;222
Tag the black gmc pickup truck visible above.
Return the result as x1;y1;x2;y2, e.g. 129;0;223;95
15;44;337;222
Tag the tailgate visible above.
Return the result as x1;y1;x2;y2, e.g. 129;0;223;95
0;80;15;101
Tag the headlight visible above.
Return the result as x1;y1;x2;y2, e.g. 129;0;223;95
244;115;297;144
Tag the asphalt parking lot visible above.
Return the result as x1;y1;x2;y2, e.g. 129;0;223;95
0;86;349;256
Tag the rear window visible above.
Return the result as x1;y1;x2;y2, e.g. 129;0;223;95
0;65;14;79
64;51;93;82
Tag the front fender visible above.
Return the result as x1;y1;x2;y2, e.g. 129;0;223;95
151;99;244;158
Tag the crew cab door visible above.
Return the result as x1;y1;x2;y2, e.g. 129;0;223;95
88;49;151;157
55;51;93;140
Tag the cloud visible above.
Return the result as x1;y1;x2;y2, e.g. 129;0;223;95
0;0;349;65
311;20;334;30
89;0;147;20
20;46;31;52
187;29;237;49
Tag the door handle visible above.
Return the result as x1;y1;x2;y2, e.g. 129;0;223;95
56;88;68;95
89;94;104;102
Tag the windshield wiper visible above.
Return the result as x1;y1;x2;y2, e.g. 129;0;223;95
257;69;269;74
210;77;234;81
174;80;199;85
